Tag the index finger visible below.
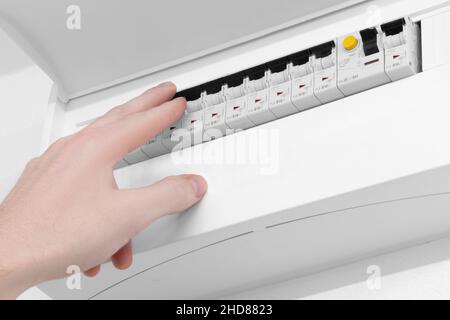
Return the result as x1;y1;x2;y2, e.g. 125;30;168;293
97;96;187;163
90;82;177;128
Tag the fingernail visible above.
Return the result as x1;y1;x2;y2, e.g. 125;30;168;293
158;81;175;88
189;175;207;198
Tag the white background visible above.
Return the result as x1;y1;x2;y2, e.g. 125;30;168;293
2;27;450;300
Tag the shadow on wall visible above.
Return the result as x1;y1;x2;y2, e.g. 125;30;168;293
0;27;35;77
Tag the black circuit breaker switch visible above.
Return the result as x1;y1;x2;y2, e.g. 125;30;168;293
310;41;335;59
224;72;246;99
360;28;380;56
203;78;226;106
290;49;311;66
381;18;406;36
245;64;268;92
181;87;202;101
226;72;245;88
267;57;288;74
203;78;224;95
267;57;289;86
180;87;203;112
246;65;267;81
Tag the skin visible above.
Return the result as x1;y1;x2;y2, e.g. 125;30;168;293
0;82;207;299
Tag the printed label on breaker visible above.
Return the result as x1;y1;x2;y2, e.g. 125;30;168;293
247;90;276;125
269;82;298;118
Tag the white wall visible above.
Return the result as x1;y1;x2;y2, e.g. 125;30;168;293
0;27;53;299
0;29;53;201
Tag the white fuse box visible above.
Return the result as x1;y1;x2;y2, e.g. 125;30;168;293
4;0;446;300
337;28;391;96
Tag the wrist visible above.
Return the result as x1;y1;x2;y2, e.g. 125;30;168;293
0;240;43;300
0;209;44;299
0;265;31;299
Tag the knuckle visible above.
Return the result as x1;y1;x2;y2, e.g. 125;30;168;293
75;127;100;144
109;104;127;117
60;128;101;157
53;136;69;148
43;136;70;155
25;157;40;169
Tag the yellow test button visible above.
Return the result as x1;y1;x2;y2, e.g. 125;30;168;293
343;35;358;51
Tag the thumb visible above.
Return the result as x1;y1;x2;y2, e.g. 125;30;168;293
117;174;207;235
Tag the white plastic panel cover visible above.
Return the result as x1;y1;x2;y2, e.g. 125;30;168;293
0;0;367;100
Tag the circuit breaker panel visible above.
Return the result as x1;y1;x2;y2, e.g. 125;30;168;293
118;17;421;168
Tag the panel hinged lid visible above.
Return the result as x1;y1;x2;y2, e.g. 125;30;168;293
0;0;367;101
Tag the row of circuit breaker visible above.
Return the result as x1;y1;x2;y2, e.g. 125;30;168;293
116;17;421;168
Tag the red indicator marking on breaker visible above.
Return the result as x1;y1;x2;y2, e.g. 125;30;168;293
364;58;380;66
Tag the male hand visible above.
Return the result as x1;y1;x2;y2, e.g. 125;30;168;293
0;82;207;299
